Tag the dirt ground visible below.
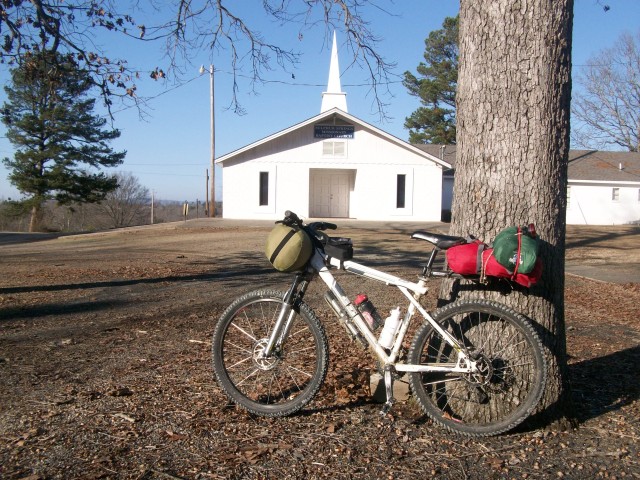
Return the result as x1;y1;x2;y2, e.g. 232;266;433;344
0;221;639;479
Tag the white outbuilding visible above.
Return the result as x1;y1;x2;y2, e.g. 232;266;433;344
427;145;640;226
216;33;450;221
565;150;640;225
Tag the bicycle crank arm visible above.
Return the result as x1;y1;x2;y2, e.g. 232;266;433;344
380;368;396;416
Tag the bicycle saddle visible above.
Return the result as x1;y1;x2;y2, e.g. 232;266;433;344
411;231;467;250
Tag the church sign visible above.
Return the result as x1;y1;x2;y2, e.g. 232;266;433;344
314;125;355;139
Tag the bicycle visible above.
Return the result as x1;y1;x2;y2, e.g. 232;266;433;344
211;211;547;437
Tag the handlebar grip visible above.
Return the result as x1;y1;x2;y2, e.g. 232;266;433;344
278;210;306;228
282;210;301;225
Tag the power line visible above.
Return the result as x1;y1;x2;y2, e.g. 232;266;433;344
124;162;204;166
112;66;405;114
119;171;201;177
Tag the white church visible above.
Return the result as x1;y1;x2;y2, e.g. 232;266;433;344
216;34;640;225
216;33;450;221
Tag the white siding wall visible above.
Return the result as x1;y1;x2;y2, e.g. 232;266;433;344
220;124;444;221
566;182;640;225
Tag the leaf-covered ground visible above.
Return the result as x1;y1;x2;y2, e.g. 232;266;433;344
0;223;638;479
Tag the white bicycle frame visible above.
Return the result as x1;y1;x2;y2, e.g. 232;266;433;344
309;248;480;375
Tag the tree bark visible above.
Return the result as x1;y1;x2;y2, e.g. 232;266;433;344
29;203;42;233
447;0;574;428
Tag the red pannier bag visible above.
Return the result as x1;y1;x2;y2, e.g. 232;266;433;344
446;240;485;275
447;241;543;288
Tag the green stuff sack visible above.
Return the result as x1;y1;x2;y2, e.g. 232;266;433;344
265;224;313;272
492;226;539;274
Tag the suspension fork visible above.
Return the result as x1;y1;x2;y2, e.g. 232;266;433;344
261;273;311;357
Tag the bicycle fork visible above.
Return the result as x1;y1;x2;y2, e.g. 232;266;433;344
261;274;309;358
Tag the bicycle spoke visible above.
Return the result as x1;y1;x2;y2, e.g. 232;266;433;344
235;367;261;387
225;339;254;356
225;352;253;371
286;364;313;379
230;322;259;343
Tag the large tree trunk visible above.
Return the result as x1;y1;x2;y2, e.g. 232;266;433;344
447;0;574;427
29;203;42;233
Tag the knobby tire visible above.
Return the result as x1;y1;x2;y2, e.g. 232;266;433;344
408;299;546;437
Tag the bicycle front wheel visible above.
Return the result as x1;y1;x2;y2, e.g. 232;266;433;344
408;299;546;437
212;289;329;417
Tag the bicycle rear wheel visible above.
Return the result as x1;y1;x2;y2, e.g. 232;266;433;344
408;299;546;437
212;289;329;417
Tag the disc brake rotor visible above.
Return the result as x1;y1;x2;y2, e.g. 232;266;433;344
253;338;282;370
466;353;494;386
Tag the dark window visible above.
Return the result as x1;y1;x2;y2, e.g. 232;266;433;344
396;174;406;209
259;172;269;206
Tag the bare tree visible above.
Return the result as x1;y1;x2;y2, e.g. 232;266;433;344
164;0;396;114
572;31;640;152
0;0;141;111
96;172;150;228
0;1;395;115
450;0;573;428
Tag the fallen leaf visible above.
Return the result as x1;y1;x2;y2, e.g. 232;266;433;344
113;413;135;423
165;430;188;441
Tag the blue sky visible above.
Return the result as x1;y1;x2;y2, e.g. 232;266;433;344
1;0;639;203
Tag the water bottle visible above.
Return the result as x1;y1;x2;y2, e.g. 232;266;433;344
354;294;382;331
378;307;401;349
324;291;366;346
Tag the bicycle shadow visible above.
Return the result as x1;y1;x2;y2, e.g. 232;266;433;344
568;345;640;423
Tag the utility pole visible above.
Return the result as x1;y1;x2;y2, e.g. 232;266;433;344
200;64;215;218
205;168;209;217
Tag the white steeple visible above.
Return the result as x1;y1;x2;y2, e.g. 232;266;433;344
320;31;348;113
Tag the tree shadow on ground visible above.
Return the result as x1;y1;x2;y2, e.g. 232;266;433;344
0;265;274;296
0;299;129;321
568;345;640;423
565;226;640;250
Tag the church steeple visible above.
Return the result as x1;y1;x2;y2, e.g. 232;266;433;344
320;31;347;113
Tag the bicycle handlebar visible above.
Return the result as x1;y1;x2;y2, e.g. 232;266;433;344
278;211;337;232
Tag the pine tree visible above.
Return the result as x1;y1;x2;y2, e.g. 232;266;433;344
403;16;458;145
2;50;126;232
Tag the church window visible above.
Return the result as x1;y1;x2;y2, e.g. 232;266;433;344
397;174;406;209
322;141;346;157
259;172;269;206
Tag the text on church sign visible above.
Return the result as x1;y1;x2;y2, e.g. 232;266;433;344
314;125;355;139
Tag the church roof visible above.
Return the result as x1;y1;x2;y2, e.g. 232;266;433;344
216;108;451;168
